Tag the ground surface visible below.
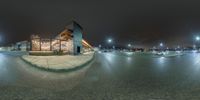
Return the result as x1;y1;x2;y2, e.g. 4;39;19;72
22;52;94;70
1;51;200;100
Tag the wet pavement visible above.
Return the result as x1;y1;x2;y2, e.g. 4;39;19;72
1;51;200;100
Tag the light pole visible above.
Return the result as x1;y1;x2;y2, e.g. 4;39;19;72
107;38;112;43
98;44;102;50
196;36;200;50
196;36;200;41
159;42;163;51
159;42;163;48
160;43;163;47
193;44;196;49
128;44;131;47
128;44;132;51
107;38;113;50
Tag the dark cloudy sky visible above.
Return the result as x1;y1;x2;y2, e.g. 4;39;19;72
0;0;200;47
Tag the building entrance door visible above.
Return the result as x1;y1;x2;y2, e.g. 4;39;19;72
77;46;80;53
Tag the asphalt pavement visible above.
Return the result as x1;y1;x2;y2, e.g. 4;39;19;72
1;51;200;100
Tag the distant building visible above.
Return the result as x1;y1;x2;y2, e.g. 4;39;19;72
15;41;30;51
30;21;92;55
0;46;13;51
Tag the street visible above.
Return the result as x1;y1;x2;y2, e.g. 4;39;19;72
1;51;200;99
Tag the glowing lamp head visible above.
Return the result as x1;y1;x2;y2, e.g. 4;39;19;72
160;43;163;47
128;44;131;47
196;36;200;41
107;39;112;43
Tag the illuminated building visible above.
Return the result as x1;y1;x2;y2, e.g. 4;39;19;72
31;21;92;55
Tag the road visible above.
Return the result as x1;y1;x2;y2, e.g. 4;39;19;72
1;51;200;100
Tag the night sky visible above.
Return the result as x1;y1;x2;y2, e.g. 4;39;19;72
0;0;200;48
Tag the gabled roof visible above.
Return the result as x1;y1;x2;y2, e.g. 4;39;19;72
65;20;83;30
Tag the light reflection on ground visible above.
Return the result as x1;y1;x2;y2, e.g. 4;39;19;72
1;52;200;99
0;54;7;79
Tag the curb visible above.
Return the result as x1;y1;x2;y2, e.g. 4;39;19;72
20;53;95;73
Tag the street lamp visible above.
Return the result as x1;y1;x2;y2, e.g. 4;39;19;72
98;44;102;49
195;36;200;51
107;38;112;43
112;46;115;49
193;45;196;49
107;38;113;50
128;44;131;47
159;42;164;52
127;43;132;51
196;36;200;41
160;43;163;47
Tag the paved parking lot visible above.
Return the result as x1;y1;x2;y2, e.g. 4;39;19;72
1;51;200;100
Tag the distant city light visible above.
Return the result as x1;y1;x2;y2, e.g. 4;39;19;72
128;44;131;47
99;44;102;48
196;36;200;41
112;46;115;49
107;38;112;43
193;45;196;48
160;43;163;47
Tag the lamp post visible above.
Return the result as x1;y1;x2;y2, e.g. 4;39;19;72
196;36;200;41
159;42;164;51
98;44;102;50
177;45;180;51
193;44;196;49
107;38;112;44
159;42;163;51
128;44;131;47
128;44;132;51
160;43;163;47
196;36;200;51
107;38;113;50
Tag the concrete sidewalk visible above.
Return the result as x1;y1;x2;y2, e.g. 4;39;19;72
21;52;94;71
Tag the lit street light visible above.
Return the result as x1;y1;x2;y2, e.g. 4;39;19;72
127;44;132;51
128;44;131;47
107;38;113;50
195;36;200;51
159;42;164;52
160;43;163;47
193;45;196;49
196;36;200;41
107;38;112;43
112;46;115;49
98;44;102;49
